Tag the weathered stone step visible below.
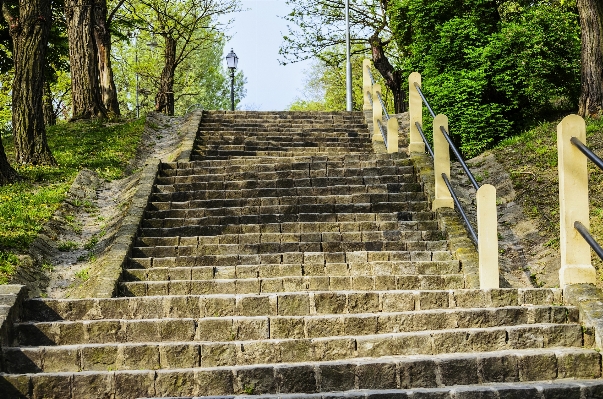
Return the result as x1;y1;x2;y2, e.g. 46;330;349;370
21;288;565;322
135;230;446;247
6;323;586;373
1;349;599;398
129;241;451;257
148;194;427;211
155;167;416;183
150;183;424;201
137;380;603;399
123;259;459;281
119;273;467;296
190;150;371;159
197;138;370;145
139;220;441;238
153;178;421;194
159;157;414;173
159;168;415;181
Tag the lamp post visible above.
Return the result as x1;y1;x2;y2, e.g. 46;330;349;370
345;0;352;112
226;48;238;111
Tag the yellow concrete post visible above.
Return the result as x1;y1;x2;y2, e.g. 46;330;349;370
387;117;399;154
408;72;425;153
372;84;383;142
433;114;453;210
557;114;596;286
477;184;499;289
363;59;372;111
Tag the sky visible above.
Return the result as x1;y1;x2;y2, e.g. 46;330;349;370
220;0;313;111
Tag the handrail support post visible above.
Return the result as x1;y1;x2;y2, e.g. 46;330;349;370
387;118;398;153
372;84;383;142
363;60;372;111
433;114;453;210
557;115;596;286
477;184;499;288
409;73;425;153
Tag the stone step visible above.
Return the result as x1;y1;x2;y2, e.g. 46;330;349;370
0;349;599;398
153;178;421;194
197;137;370;144
150;183;424;200
159;167;415;180
190;150;372;159
134;230;446;247
136;380;603;399
21;288;565;322
6;324;586;372
129;241;451;257
155;167;416;183
119;274;468;296
159;157;414;173
147;195;427;211
123;259;460;281
139;220;441;238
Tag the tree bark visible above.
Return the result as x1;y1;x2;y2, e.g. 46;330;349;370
3;0;56;165
155;35;176;116
43;80;56;126
93;0;120;116
0;138;19;185
64;0;107;120
577;0;603;117
370;33;405;114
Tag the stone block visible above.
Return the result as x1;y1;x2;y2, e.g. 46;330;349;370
155;370;196;397
319;363;356;391
72;372;114;399
159;343;200;369
32;374;72;399
276;365;317;393
356;361;398;389
234;366;276;395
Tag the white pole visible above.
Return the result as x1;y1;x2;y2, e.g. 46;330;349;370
345;0;352;112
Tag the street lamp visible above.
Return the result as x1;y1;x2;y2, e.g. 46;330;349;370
226;48;238;111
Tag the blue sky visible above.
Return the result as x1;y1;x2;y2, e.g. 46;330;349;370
221;0;312;111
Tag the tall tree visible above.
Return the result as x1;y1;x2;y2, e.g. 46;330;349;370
281;0;406;113
577;0;603;117
125;0;241;115
93;0;124;116
0;139;18;184
2;0;56;165
65;0;107;119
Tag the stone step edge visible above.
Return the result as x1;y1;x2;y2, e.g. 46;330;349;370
137;379;603;399
0;349;599;399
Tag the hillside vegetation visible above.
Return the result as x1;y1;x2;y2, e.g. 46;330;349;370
0;119;145;284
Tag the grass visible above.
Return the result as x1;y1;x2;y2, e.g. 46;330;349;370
494;116;603;285
0;118;145;284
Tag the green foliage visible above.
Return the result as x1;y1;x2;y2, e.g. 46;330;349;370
58;241;79;251
0;251;18;284
390;0;580;157
0;119;144;255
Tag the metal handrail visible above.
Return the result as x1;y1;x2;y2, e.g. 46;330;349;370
439;126;480;191
377;92;390;121
442;173;478;246
415;122;434;158
413;82;436;118
571;137;603;171
367;92;373;107
574;221;603;261
377;119;388;147
367;66;376;85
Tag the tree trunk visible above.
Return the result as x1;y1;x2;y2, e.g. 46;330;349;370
370;33;405;114
155;36;176;116
93;0;120;116
577;0;603;117
43;80;56;126
65;0;107;120
0;138;19;185
3;0;56;165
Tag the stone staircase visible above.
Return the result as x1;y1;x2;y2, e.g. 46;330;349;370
1;111;602;399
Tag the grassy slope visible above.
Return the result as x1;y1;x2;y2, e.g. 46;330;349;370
0;119;145;284
493;117;603;286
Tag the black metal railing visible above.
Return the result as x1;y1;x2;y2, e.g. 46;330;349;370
571;137;603;261
366;66;390;149
413;81;481;245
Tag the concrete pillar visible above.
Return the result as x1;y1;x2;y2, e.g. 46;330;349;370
432;114;453;210
372;84;383;142
557;114;596;286
363;59;372;111
408;72;425;154
387;117;399;154
477;184;499;289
